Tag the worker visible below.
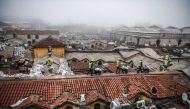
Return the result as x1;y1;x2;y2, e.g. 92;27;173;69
121;65;129;74
46;58;52;68
144;65;150;73
116;58;121;74
159;65;164;71
129;60;134;68
162;53;171;71
163;59;169;71
87;59;95;76
137;60;143;73
87;60;92;75
164;53;169;60
177;50;183;63
164;53;171;63
48;46;52;57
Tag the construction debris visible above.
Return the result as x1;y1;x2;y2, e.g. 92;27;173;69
57;58;74;75
14;46;26;58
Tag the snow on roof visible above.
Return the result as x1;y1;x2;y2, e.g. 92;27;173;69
161;27;181;33
182;27;190;34
137;48;161;59
65;52;122;62
119;50;140;59
115;26;184;34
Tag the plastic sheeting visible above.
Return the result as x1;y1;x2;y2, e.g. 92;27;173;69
57;58;74;75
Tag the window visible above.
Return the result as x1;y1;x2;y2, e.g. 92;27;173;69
66;106;73;109
91;45;94;48
94;103;101;109
13;34;17;38
32;39;35;44
27;34;31;39
28;41;31;45
35;34;39;39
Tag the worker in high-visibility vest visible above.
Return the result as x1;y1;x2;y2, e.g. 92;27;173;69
116;58;121;74
163;59;169;71
46;58;52;67
48;46;52;57
164;53;171;63
87;59;95;76
137;60;143;73
163;53;171;71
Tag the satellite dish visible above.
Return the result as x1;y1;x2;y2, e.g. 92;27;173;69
182;92;188;102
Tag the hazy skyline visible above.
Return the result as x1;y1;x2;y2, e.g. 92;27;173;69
0;0;190;27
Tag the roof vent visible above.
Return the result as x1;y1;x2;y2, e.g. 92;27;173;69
151;87;157;95
80;94;85;102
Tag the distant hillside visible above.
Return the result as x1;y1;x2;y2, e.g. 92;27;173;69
0;21;10;26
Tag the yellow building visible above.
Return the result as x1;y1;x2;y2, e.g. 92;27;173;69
33;36;65;58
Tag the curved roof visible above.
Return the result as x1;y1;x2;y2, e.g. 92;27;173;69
115;26;185;34
118;27;161;33
161;27;181;33
181;27;190;33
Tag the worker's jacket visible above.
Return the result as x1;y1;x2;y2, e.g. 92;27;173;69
46;60;52;66
116;60;121;67
163;59;168;66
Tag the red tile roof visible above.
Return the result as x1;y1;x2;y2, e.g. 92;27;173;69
69;62;89;71
52;92;77;107
0;74;189;107
14;95;50;109
107;63;117;73
85;90;107;104
107;63;134;73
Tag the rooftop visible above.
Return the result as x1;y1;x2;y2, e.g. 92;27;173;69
33;36;65;48
0;74;189;107
5;30;59;35
65;51;122;62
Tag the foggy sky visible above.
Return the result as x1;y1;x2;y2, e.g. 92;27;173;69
0;0;190;27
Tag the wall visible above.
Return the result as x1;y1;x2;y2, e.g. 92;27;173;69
86;101;107;109
57;104;78;109
34;47;64;58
